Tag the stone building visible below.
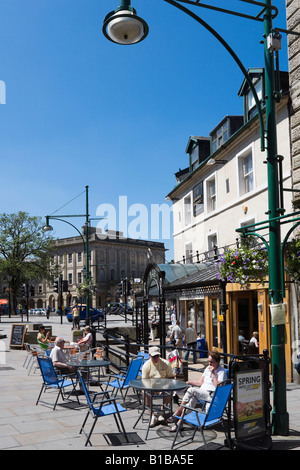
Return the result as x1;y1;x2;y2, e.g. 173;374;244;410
287;0;300;209
286;0;300;381
28;229;165;311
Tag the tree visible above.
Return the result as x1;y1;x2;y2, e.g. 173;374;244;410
0;212;59;313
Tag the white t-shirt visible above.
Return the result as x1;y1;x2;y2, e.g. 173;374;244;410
50;345;67;365
201;365;227;393
81;332;92;346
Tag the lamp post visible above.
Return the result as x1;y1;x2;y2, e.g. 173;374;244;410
43;185;92;326
102;0;295;436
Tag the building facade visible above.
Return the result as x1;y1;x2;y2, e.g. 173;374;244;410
166;69;295;380
27;229;165;311
286;0;300;381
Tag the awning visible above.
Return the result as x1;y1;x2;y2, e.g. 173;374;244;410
145;262;221;298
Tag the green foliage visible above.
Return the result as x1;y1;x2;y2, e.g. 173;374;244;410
76;279;98;297
216;241;269;289
285;233;300;282
0;211;57;310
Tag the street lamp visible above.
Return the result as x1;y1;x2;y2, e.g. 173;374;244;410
43;185;92;325
102;0;300;436
103;0;148;44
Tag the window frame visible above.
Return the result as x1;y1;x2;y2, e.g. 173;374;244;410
205;175;216;213
237;144;255;197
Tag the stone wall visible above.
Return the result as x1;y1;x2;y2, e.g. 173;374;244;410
287;0;300;207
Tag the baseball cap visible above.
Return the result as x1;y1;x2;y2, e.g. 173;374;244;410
149;346;161;357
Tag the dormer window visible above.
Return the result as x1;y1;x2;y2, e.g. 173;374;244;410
210;116;243;152
190;145;199;172
186;136;210;173
211;121;229;152
238;68;264;122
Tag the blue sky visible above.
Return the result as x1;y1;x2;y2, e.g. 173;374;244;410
0;0;288;261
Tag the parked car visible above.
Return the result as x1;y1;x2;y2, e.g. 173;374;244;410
66;304;104;324
29;308;46;315
35;308;46;315
106;302;133;315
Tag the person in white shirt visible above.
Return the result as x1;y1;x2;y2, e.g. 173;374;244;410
77;326;93;351
141;346;174;428
184;321;198;364
50;337;75;374
168;351;227;431
170;320;185;358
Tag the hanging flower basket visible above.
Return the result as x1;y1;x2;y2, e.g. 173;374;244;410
216;243;269;289
76;280;98;297
285;234;300;282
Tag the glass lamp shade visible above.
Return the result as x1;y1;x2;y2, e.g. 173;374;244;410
103;10;149;45
43;225;53;232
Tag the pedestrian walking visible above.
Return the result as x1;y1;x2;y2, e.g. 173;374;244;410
184;321;198;364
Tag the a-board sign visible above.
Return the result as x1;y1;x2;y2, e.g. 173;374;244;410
10;324;26;349
234;369;266;440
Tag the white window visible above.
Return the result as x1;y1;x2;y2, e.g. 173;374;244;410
184;195;192;226
240;219;258;246
78;272;82;284
68;273;73;285
207;233;218;258
78;252;82;262
185;242;193;264
206;177;216;212
247;79;262;113
190;146;198;171
238;146;254;196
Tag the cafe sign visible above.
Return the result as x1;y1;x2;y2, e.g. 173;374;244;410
234;370;266;440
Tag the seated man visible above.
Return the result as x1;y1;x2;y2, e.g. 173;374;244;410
50;337;75;375
168;351;227;432
141;346;174;427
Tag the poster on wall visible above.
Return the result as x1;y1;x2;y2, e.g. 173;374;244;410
234;370;266;440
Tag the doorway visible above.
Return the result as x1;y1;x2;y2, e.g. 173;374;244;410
236;291;258;352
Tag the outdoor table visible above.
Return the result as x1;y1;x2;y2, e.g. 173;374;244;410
129;378;188;439
67;359;110;389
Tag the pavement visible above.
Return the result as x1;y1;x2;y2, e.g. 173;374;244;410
1;314;300;454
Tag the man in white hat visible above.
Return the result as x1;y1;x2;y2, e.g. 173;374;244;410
142;347;173;379
141;346;174;427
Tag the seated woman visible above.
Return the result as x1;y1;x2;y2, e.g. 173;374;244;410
168;351;227;432
37;325;50;350
77;326;93;351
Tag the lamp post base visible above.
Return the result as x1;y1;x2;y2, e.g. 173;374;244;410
272;411;289;436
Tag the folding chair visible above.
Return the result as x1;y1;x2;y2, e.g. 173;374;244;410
171;380;234;449
36;356;79;410
26;344;47;375
104;356;143;402
23;343;33;369
137;352;150;377
78;371;128;446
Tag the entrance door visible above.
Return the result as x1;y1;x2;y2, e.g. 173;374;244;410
236;291;258;352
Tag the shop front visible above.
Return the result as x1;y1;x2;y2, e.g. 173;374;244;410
142;262;292;381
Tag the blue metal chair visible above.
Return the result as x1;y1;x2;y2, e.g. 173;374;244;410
104;356;143;402
36;356;79;410
171;380;234;449
137;352;150;377
78;371;128;446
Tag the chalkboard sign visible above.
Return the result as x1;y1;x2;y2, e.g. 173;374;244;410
10;324;26;349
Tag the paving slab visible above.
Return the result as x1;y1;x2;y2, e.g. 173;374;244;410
0;315;300;454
